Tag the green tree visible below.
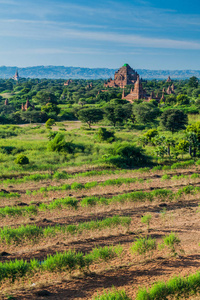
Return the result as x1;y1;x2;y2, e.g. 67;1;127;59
188;76;198;88
192;88;200;98
41;103;60;115
20;111;48;123
176;140;189;158
143;129;158;143
185;132;199;157
160;109;188;134
133;102;160;124
176;94;189;105
165;95;177;106
104;104;129;127
78;108;103;128
33;91;58;105
186;122;200;143
165;137;175;156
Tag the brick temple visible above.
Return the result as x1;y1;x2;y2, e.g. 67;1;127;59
104;64;138;88
122;75;147;101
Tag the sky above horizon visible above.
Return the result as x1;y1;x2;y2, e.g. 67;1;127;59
0;0;200;70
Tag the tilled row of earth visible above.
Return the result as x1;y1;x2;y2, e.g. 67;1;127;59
0;167;200;299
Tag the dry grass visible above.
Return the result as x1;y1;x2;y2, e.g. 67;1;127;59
1;165;200;299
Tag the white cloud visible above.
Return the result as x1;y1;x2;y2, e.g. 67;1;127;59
54;29;200;50
0;18;200;50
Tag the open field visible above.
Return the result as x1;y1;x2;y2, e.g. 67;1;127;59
1;160;200;299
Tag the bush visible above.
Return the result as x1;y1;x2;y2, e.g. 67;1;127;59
136;271;200;300
106;143;149;168
45;118;55;129
161;174;170;180
97;127;115;143
15;154;29;165
159;232;181;256
47;133;75;153
130;236;156;256
93;289;131;300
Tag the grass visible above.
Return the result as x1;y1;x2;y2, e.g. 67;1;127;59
0;216;131;244
26;176;144;196
0;205;37;217
0;184;197;219
0;245;123;284
0;191;20;199
136;271;200;300
130;236;156;257
81;188;174;207
159;232;181;256
38;197;78;211
93;289;131;300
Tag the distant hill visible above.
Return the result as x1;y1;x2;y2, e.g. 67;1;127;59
0;65;200;80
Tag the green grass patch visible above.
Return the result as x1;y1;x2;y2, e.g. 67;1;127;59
0;245;123;284
136;271;200;300
93;289;131;300
0;216;131;244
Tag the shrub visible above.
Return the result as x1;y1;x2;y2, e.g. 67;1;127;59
151;189;173;200
106;143;149;168
71;182;84;190
47;133;75;153
152;165;162;171
97;127;115;143
162;165;171;170
159;232;181;256
130;236;156;256
15;154;29;165
191;173;199;179
45;118;55;129
176;185;196;196
93;289;131;300
161;174;170;180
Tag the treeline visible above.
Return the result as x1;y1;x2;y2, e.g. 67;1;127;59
0;76;199;125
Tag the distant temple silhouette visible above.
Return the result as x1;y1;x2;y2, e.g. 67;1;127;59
13;69;20;81
104;64;175;103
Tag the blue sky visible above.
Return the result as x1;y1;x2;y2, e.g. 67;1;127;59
0;0;200;69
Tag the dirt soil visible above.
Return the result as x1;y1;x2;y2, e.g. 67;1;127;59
1;168;200;299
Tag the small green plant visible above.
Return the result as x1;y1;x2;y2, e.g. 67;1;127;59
152;165;162;171
15;154;29;165
93;289;131;300
162;165;171;170
159;232;182;256
0;216;131;244
141;214;152;232
136;271;200;300
191;173;199;179
45;118;55;129
130;236;156;257
0;245;122;284
161;174;170;181
176;185;197;197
